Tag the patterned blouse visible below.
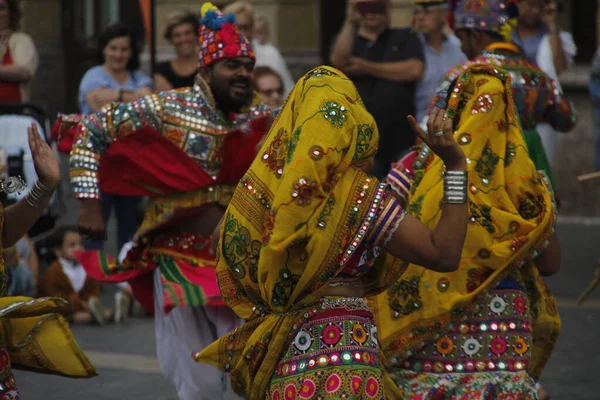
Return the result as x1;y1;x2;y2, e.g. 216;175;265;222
428;43;577;133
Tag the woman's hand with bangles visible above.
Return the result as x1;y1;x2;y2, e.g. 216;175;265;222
408;108;466;171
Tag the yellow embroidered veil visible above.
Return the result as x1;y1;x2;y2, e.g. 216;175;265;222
370;65;561;384
196;66;405;399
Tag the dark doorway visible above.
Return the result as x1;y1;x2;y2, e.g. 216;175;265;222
61;0;146;113
319;0;347;64
570;0;597;63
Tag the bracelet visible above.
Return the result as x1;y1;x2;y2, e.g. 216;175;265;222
25;181;54;208
443;170;468;204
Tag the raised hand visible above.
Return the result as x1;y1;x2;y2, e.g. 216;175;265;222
408;108;466;170
28;123;60;188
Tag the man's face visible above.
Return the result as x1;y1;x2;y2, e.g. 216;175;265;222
517;0;545;27
455;29;480;60
414;5;447;35
204;57;255;113
358;0;389;31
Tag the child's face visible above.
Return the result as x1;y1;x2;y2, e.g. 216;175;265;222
55;231;84;261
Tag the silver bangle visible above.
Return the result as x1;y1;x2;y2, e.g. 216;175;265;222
25;181;54;208
443;170;468;204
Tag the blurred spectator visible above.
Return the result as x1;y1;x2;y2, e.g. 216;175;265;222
223;1;295;95
514;0;576;163
39;226;128;324
79;23;152;252
413;0;466;125
79;23;153;114
0;0;38;103
591;48;600;172
4;245;34;297
154;11;200;91
14;234;38;289
254;14;270;45
330;0;424;177
254;66;284;111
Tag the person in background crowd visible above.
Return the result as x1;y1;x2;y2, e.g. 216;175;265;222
39;226;131;325
330;0;425;178
591;48;600;172
253;14;269;45
413;0;466;125
2;198;39;294
224;1;295;95
14;233;37;289
0;0;38;103
78;23;153;253
514;0;576;165
154;11;200;91
429;0;576;193
253;66;284;111
4;245;34;297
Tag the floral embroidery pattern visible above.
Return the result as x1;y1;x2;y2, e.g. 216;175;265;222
471;93;494;115
291;178;318;206
222;214;262;281
475;140;499;185
271;267;300;307
466;266;494;293
505;142;516;166
321;101;348;127
353;124;375;161
262;128;287;178
469;202;495;234
518;193;545;220
407;195;425;220
388;277;423;318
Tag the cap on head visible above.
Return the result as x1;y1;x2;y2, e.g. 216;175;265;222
198;2;255;68
450;0;519;40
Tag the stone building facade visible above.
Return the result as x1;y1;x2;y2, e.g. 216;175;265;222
14;0;600;216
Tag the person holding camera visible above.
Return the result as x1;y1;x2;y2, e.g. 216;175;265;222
330;0;425;178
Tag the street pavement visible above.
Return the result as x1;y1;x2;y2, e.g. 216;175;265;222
13;218;600;399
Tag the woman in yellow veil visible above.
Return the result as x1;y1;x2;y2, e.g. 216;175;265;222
372;65;561;398
196;66;472;399
0;124;95;397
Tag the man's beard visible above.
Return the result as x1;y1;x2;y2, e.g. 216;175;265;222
211;76;253;114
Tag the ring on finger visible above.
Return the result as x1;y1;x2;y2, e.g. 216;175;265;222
434;131;445;137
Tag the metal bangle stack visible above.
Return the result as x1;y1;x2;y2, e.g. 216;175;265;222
26;181;54;208
443;170;468;204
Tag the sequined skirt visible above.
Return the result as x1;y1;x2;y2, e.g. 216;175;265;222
266;297;385;399
388;286;538;399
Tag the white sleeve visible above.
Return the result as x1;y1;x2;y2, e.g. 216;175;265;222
559;31;577;69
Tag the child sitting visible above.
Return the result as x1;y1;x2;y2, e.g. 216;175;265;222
39;226;129;324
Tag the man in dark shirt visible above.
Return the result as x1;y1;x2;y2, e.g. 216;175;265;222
331;0;425;177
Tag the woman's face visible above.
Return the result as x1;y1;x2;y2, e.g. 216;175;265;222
254;20;268;44
103;36;132;72
170;22;198;58
0;0;10;32
256;74;284;111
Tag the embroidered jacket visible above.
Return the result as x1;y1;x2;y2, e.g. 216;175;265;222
428;44;577;133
